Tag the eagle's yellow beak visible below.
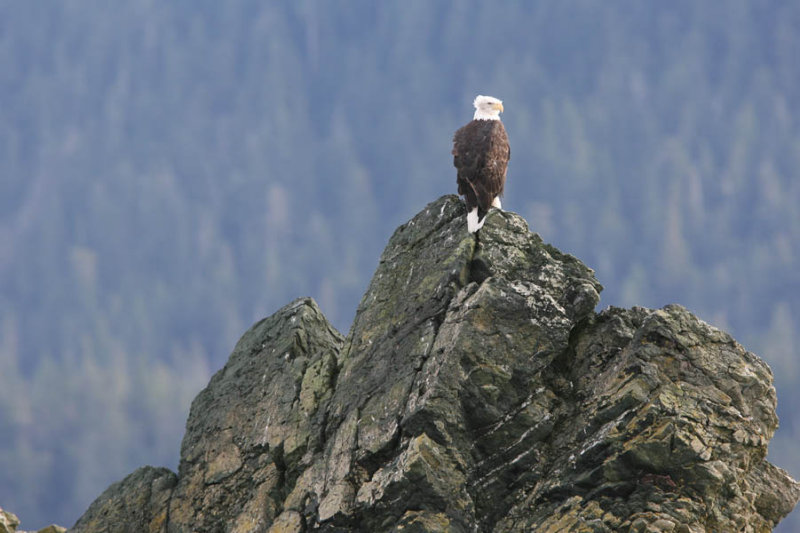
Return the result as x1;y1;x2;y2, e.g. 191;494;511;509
496;102;504;113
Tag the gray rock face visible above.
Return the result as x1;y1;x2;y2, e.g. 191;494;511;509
71;466;175;532
168;297;344;532
71;195;799;532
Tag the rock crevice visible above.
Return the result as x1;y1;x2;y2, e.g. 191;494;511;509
71;195;799;532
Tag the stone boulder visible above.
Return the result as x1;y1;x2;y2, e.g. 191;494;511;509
71;195;800;532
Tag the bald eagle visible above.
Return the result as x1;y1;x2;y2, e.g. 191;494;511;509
452;95;510;233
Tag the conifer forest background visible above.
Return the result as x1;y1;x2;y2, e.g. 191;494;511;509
1;1;799;529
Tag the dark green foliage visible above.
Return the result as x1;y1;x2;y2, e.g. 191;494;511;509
0;2;798;529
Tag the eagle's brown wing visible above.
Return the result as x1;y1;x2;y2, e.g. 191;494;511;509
453;120;510;220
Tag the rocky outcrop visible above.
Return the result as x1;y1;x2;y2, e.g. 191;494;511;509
71;195;800;532
0;508;19;533
70;467;175;532
0;506;65;533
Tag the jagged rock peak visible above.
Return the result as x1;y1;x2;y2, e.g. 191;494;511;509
72;195;799;532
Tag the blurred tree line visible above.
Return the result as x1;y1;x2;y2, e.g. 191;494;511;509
0;1;798;529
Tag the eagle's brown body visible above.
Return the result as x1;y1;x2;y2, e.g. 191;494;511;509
452;118;510;227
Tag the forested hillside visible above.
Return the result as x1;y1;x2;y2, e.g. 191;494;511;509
1;1;798;529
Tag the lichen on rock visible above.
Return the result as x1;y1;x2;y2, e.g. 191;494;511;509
71;195;799;532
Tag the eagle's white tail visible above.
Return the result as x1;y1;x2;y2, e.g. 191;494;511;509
467;197;502;233
467;207;485;233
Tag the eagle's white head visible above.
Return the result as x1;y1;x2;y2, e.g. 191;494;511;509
473;95;504;121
